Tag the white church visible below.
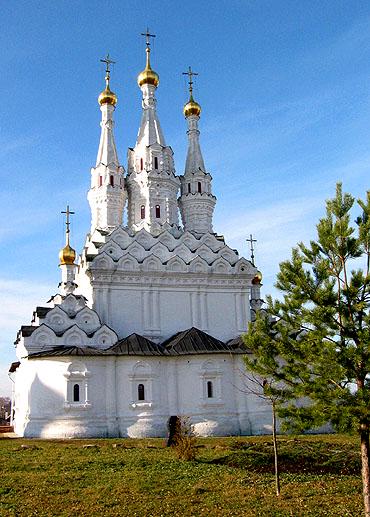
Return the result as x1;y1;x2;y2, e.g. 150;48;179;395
9;36;269;438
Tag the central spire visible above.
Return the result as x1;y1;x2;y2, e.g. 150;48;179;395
126;31;180;234
137;28;159;88
135;29;165;147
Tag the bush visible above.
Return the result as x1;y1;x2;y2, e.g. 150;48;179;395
173;416;197;461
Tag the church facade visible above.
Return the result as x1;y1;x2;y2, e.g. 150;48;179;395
10;40;269;438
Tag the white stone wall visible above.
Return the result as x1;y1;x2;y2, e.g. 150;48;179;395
12;354;272;439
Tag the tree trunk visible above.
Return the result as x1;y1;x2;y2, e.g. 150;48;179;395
272;402;280;497
360;424;370;517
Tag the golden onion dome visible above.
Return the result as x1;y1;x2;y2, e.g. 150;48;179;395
137;48;159;88
252;270;263;285
183;94;201;118
98;76;117;106
59;243;76;266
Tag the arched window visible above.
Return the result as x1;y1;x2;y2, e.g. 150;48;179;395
73;383;80;402
198;182;202;193
207;381;213;398
155;205;161;218
140;158;144;171
154;156;158;169
99;176;103;187
141;205;145;219
110;175;114;186
138;383;145;401
188;183;191;193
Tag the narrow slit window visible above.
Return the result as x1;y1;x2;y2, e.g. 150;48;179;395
110;175;114;186
207;381;213;399
154;156;158;169
188;183;191;193
73;383;80;402
99;176;103;187
141;205;145;219
138;383;145;401
140;158;144;171
155;205;161;218
198;182;202;193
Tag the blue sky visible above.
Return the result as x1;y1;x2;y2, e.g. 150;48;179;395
1;0;370;395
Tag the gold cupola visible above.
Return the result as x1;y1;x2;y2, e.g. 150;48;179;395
137;29;159;88
184;94;201;118
59;206;76;265
98;54;118;106
252;270;263;285
183;66;201;118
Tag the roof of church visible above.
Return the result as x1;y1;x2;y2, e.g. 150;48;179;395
9;361;20;373
25;328;247;358
162;327;241;355
28;345;106;357
226;335;250;353
107;333;166;355
83;226;256;279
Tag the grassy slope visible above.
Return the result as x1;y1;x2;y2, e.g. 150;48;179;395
0;434;362;517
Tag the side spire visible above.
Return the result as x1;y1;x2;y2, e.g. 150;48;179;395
179;68;216;234
59;205;77;295
88;55;127;231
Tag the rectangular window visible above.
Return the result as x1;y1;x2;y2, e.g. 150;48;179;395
207;381;213;398
188;183;191;193
198;182;202;193
99;176;103;187
154;157;158;169
141;205;145;219
155;205;161;218
110;175;114;186
140;158;144;171
73;383;80;402
138;384;145;401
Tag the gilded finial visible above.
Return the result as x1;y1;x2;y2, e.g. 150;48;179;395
98;53;118;106
59;205;76;265
137;28;159;87
183;66;201;117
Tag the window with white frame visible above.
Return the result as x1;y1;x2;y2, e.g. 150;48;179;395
200;360;223;406
63;361;91;409
128;361;154;409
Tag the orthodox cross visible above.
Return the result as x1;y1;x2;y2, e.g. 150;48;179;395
182;66;198;96
100;54;116;77
246;234;257;266
141;28;156;50
61;205;75;236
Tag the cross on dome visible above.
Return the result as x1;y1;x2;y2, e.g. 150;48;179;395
182;66;198;97
100;53;116;76
59;205;76;266
141;27;156;49
61;205;75;235
246;234;257;266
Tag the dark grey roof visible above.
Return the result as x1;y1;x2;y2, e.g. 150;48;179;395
107;333;166;356
14;326;39;345
25;329;247;358
32;307;52;321
28;346;106;358
226;336;249;354
9;361;20;373
162;327;233;355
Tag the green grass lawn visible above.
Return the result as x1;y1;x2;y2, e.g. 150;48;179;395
0;434;362;517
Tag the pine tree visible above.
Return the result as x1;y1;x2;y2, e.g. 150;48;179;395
243;184;370;516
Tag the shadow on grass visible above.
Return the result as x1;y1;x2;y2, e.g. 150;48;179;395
198;440;360;476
